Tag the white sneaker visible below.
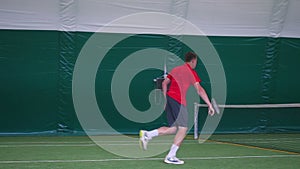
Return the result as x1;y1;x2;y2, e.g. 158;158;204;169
139;130;149;150
164;156;184;165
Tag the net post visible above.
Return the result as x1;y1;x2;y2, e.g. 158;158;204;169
194;102;199;139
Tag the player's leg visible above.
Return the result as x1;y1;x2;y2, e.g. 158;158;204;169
157;126;177;135
164;104;188;165
140;96;177;150
140;126;177;150
147;96;178;138
145;126;177;139
173;126;188;146
164;127;187;165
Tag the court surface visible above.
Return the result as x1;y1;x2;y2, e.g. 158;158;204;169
0;134;299;169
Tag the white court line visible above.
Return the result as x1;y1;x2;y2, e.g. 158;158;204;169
0;140;195;144
1;137;299;145
213;138;300;141
0;144;97;147
1;139;299;147
0;142;206;148
0;155;298;164
230;141;299;144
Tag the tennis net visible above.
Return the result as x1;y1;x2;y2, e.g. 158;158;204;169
194;102;300;154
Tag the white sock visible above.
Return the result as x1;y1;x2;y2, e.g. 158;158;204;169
167;144;179;158
146;129;158;139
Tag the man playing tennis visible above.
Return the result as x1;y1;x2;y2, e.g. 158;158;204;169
139;52;215;165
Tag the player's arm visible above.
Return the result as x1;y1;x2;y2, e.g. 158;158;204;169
162;78;170;98
194;82;215;116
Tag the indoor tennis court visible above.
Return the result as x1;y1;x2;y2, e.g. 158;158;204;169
1;0;300;168
0;134;300;168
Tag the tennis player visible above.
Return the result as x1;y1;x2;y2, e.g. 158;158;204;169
140;52;215;165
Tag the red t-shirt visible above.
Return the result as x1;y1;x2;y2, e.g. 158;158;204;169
167;63;201;106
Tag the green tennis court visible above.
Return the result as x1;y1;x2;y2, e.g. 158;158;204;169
1;134;299;169
1;1;300;168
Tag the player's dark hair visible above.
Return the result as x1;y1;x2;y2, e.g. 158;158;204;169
185;52;197;62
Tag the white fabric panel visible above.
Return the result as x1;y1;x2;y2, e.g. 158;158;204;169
268;0;289;38
0;0;299;37
77;0;173;31
0;0;59;30
59;0;77;31
88;0;193;35
186;0;274;36
281;0;300;37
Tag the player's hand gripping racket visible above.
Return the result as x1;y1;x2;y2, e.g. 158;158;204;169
211;98;220;115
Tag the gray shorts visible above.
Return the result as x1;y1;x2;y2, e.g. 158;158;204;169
165;96;188;127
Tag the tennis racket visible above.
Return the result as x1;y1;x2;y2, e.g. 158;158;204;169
211;98;220;114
